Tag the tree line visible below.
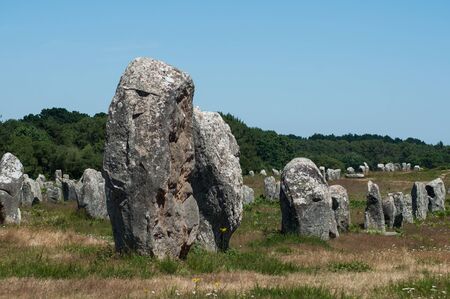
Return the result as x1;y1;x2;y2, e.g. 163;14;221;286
0;108;448;179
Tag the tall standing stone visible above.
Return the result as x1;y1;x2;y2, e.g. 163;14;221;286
403;194;414;224
390;192;406;228
280;158;338;240
191;108;243;252
264;176;278;201
20;175;43;206
364;181;385;232
425;178;446;212
382;194;396;229
330;185;350;232
78;169;108;219
412;182;428;220
242;185;255;205
0;153;24;224
103;57;199;259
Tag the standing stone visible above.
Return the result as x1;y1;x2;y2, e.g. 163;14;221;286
411;182;428;220
319;166;326;179
62;178;82;202
403;194;414;224
55;170;62;181
394;163;402;172
402;163;407;172
248;170;255;177
364;181;385;232
382;194;396;229
390;192;407;228
191;108;243;252
327;169;341;181
425;178;446;212
414;165;421;171
377;164;385;171
260;169;267;176
264;176;278;201
330;185;350;232
359;165;366;174
280;158;338;240
36;174;46;189
45;182;63;202
272;169;280;176
103;57;199;259
78;169;108;219
363;162;370;174
406;163;411;171
242;185;255;206
385;163;395;172
0;153;24;224
346;167;355;174
20;175;43;206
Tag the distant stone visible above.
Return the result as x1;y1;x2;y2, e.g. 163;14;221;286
280;158;338;240
249;170;255;177
406;163;411;171
402;163;407;172
272;169;280;176
345;173;365;179
78;169;108;219
264;176;278;201
36;174;46;189
62;178;82;202
103;57;199;259
364;181;385;232
45;182;63;202
411;182;428;220
191;108;243;252
330;185;350;232
319;166;326;179
359;165;366;174
0;153;24;224
63;174;70;180
382;194;396;229
414;165;421;171
377;164;385;171
260;169;267;176
20;175;43;206
242;185;255;205
346;167;355;174
363;162;370;174
425;178;446;212
385;163;395;172
327;169;341;181
394;163;402;171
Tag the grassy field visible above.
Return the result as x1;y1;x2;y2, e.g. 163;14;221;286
0;170;449;298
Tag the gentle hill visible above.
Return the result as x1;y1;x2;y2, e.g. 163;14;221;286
0;108;448;178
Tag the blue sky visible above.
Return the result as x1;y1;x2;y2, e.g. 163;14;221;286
1;1;449;144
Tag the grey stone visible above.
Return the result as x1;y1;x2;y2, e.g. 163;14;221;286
382;194;396;229
272;169;280;176
385;163;395;172
319;166;326;179
55;170;62;181
45;182;63;202
346;167;355;174
364;181;385;232
264;176;278;201
425;178;446;213
36;174;46;189
103;57;199;259
280;158;338;240
377;164;385;171
394;163;402;171
402;194;414;224
326;169;341;181
345;173;365;179
363;162;370;174
242;185;255;205
330;185;350;232
412;182;428;220
62;178;82;202
260;169;267;176
191;108;243;252
414;165;421;171
20;176;43;206
78;169;108;219
0;153;24;224
248;170;255;177
406;163;411;171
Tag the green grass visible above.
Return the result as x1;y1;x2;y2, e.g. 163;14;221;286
250;232;331;250
374;274;450;298
22;201;112;238
327;261;372;273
